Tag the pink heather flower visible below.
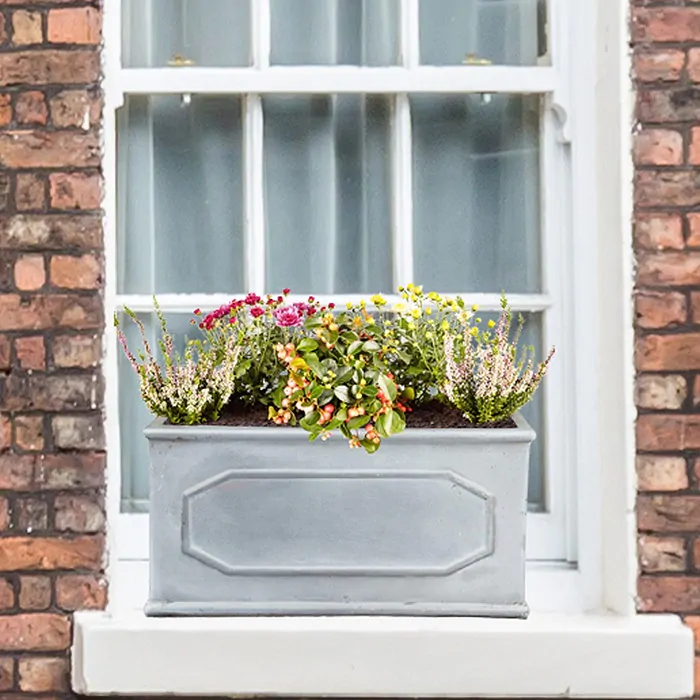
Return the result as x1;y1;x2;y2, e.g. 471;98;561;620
283;288;291;295
308;296;315;303
244;293;261;305
328;303;335;309
194;308;201;315
273;305;305;327
250;306;265;318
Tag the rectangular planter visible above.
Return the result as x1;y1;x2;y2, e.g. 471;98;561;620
144;413;535;617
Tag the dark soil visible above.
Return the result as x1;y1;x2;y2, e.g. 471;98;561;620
211;398;516;429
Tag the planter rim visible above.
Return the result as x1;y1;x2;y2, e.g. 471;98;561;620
144;410;535;444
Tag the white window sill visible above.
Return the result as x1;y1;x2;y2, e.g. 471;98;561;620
72;611;692;698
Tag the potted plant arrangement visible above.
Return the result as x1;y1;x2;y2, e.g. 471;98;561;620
116;286;554;618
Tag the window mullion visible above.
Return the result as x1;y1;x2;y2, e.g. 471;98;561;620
251;0;270;68
391;98;414;290
400;0;420;67
243;95;266;295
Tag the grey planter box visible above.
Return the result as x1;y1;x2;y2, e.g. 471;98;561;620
144;413;535;618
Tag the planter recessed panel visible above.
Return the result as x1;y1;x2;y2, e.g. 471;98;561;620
145;415;535;618
182;470;495;576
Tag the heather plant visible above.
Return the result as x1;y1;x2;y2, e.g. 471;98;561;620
114;300;241;425
442;296;555;424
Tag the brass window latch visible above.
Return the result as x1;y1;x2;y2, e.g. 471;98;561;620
462;53;492;66
168;54;196;67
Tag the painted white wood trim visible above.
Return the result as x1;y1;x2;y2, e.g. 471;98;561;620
400;0;420;68
391;96;414;288
243;94;265;293
251;0;270;69
119;66;557;95
72;611;692;698
113;293;554;313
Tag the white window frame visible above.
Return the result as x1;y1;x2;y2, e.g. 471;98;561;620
104;0;596;614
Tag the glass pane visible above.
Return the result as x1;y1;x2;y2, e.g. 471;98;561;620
412;94;541;293
117;95;245;295
264;96;393;294
119;313;202;511
271;0;399;65
419;0;546;66
122;0;251;67
477;311;545;509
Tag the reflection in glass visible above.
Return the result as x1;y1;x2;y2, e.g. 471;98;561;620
117;95;245;294
271;0;399;65
264;96;393;294
412;94;541;293
122;0;251;67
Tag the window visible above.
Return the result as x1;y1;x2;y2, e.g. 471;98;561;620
106;0;578;607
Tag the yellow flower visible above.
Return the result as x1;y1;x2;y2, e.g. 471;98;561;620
393;302;406;313
370;294;386;307
426;331;433;339
425;307;432;315
411;308;421;319
407;283;415;291
360;299;366;308
475;317;481;323
414;285;423;294
346;302;353;310
471;327;479;337
472;304;479;312
427;292;442;302
488;320;496;328
408;322;416;330
441;320;449;331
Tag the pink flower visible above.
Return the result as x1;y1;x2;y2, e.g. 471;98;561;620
244;293;261;305
273;305;305;327
283;288;291;295
250;306;265;318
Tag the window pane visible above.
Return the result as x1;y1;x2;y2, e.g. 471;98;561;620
117;95;245;294
412;94;541;293
264;96;393;294
119;313;201;511
122;0;251;67
419;0;547;66
271;0;399;65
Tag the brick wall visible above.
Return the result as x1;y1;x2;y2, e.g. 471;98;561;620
633;3;700;695
0;0;105;695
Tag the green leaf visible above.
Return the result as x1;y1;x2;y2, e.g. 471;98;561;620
304;353;325;379
348;340;364;356
318;389;333;405
297;338;319;353
340;423;352;439
347;415;370;430
388;409;406;435
300;411;321;430
340;331;359;344
362;340;381;353
336;407;348;422
304;316;323;329
362;386;378;398
334;385;351;403
333;366;354;385
377;374;397;402
375;412;389;438
309;384;324;400
361;438;380;454
396;349;411;364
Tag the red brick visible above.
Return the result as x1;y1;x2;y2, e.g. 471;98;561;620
635;214;684;250
637;455;688;491
689;49;700;83
14;497;47;531
12;9;42;46
19;575;51;610
0;613;70;651
636;171;700;207
634;48;685;83
0;294;102;331
4;373;100;412
638;576;700;612
639;495;700;531
47;7;100;44
637;414;700;450
0;535;102;571
637;334;700;371
0;50;99;86
34;452;104;490
15;173;45;211
688;214;700;247
14;335;45;370
640;536;687;572
52;334;100;368
49;172;100;210
633;8;700;42
0;130;99;169
15;90;46;125
635;375;687;410
634;129;683;165
692;292;700;323
14;254;44;291
50;253;100;289
637;252;700;286
635;291;686;329
55;573;106;611
0;496;8;531
0;334;9;370
637;89;700;124
0;414;9;452
55;493;103;533
0;657;13;691
19;656;68;692
0;215;101;250
49;88;100;129
0;578;13;610
0;13;5;45
51;414;104;450
0;94;10;126
14;414;44;452
0;454;34;490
